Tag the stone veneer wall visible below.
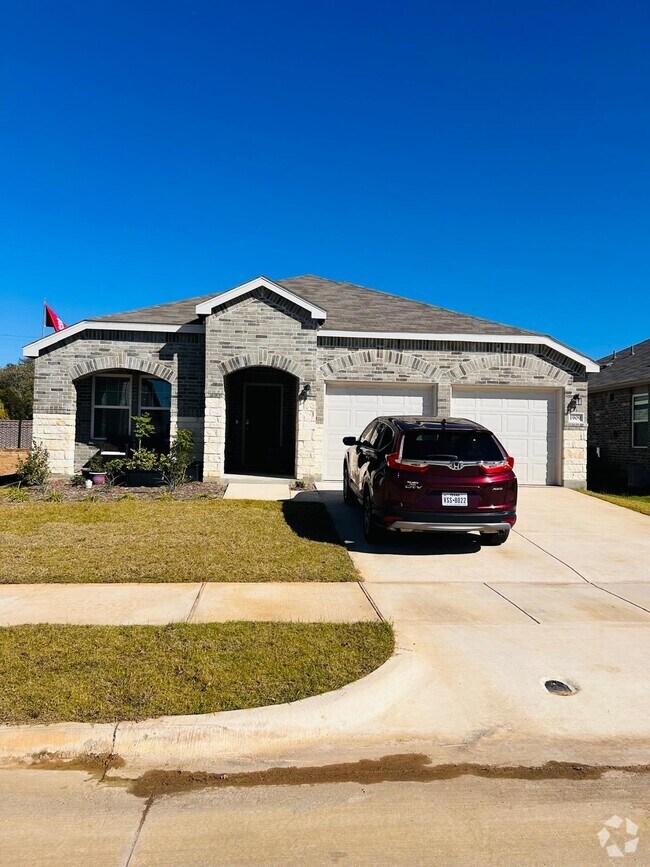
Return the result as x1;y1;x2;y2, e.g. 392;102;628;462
32;330;205;475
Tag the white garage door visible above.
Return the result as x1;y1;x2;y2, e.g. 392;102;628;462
324;383;435;480
451;387;559;485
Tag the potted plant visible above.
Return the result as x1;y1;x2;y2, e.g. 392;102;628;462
125;414;165;487
87;454;107;486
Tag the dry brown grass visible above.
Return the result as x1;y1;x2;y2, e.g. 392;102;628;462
0;499;358;583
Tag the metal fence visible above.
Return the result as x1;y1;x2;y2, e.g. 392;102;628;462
0;420;33;449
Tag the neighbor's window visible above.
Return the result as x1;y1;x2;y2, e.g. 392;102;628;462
632;393;648;448
139;378;172;445
92;376;131;441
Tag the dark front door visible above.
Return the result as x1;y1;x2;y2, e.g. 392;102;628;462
243;383;283;469
225;367;297;475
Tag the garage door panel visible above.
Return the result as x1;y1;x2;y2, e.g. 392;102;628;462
324;384;435;480
451;387;559;485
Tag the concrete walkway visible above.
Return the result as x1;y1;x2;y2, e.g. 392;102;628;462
0;582;378;625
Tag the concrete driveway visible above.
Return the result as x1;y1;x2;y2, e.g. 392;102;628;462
316;485;650;590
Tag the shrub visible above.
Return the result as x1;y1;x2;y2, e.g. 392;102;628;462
16;442;50;488
70;474;86;487
158;429;194;491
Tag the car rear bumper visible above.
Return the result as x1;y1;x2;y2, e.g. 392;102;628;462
383;510;516;534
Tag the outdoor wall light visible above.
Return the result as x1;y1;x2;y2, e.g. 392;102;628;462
567;393;583;414
299;383;312;401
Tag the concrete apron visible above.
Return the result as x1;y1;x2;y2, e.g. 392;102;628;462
1;486;649;775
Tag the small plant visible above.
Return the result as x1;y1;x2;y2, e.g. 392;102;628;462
116;492;135;501
43;488;63;502
157;491;175;501
16;442;51;489
158;429;194;491
87;454;105;473
83;492;100;503
126;415;159;474
7;485;29;502
104;458;126;489
195;492;213;500
70;474;86;487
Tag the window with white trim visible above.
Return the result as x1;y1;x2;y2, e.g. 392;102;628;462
139;377;172;446
92;375;131;441
632;392;648;448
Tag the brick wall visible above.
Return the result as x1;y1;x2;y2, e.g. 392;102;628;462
589;386;650;489
33;330;205;474
0;420;32;449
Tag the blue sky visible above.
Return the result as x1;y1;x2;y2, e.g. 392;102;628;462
1;0;648;364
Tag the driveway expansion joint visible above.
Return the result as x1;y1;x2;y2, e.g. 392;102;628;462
483;583;540;624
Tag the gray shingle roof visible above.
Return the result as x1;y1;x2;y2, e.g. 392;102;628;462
95;274;538;337
589;339;650;390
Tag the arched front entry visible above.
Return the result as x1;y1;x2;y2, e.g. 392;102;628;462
224;366;298;476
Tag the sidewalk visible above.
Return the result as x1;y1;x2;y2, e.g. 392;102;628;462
0;582;378;625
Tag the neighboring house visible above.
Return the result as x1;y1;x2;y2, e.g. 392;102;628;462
23;274;598;485
588;339;650;490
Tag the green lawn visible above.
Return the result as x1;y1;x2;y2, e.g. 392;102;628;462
582;490;650;517
0;621;393;724
0;499;358;583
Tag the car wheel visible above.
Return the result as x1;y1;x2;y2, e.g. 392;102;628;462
480;529;510;546
343;465;355;505
363;489;384;543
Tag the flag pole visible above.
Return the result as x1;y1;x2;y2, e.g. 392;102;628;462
42;298;46;337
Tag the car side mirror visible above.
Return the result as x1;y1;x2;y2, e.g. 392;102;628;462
342;436;358;446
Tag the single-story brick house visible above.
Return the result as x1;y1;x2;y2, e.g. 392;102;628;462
24;274;598;485
588;339;650;490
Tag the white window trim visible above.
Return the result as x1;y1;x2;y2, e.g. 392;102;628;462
632;391;649;449
90;374;133;441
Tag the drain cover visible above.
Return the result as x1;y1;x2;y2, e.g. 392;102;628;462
544;679;575;696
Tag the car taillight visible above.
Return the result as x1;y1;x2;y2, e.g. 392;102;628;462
386;452;430;473
480;459;513;475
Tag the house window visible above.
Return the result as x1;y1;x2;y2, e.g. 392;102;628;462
92;375;131;441
139;378;172;447
632;392;648;448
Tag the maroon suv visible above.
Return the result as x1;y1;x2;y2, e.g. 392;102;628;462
342;417;517;545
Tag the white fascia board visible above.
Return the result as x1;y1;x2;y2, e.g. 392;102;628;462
195;276;327;320
319;330;600;373
23;320;205;357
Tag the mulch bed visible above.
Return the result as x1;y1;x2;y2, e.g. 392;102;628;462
0;478;227;502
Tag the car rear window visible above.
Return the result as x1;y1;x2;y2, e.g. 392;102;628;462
402;430;504;462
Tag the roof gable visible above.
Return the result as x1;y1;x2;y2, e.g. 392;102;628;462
195;276;327;320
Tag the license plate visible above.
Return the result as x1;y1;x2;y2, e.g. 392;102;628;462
442;493;468;507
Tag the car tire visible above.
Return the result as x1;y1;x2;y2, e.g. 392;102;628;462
343;465;356;506
362;489;384;544
480;529;510;546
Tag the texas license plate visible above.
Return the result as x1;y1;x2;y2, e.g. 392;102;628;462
442;493;468;507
